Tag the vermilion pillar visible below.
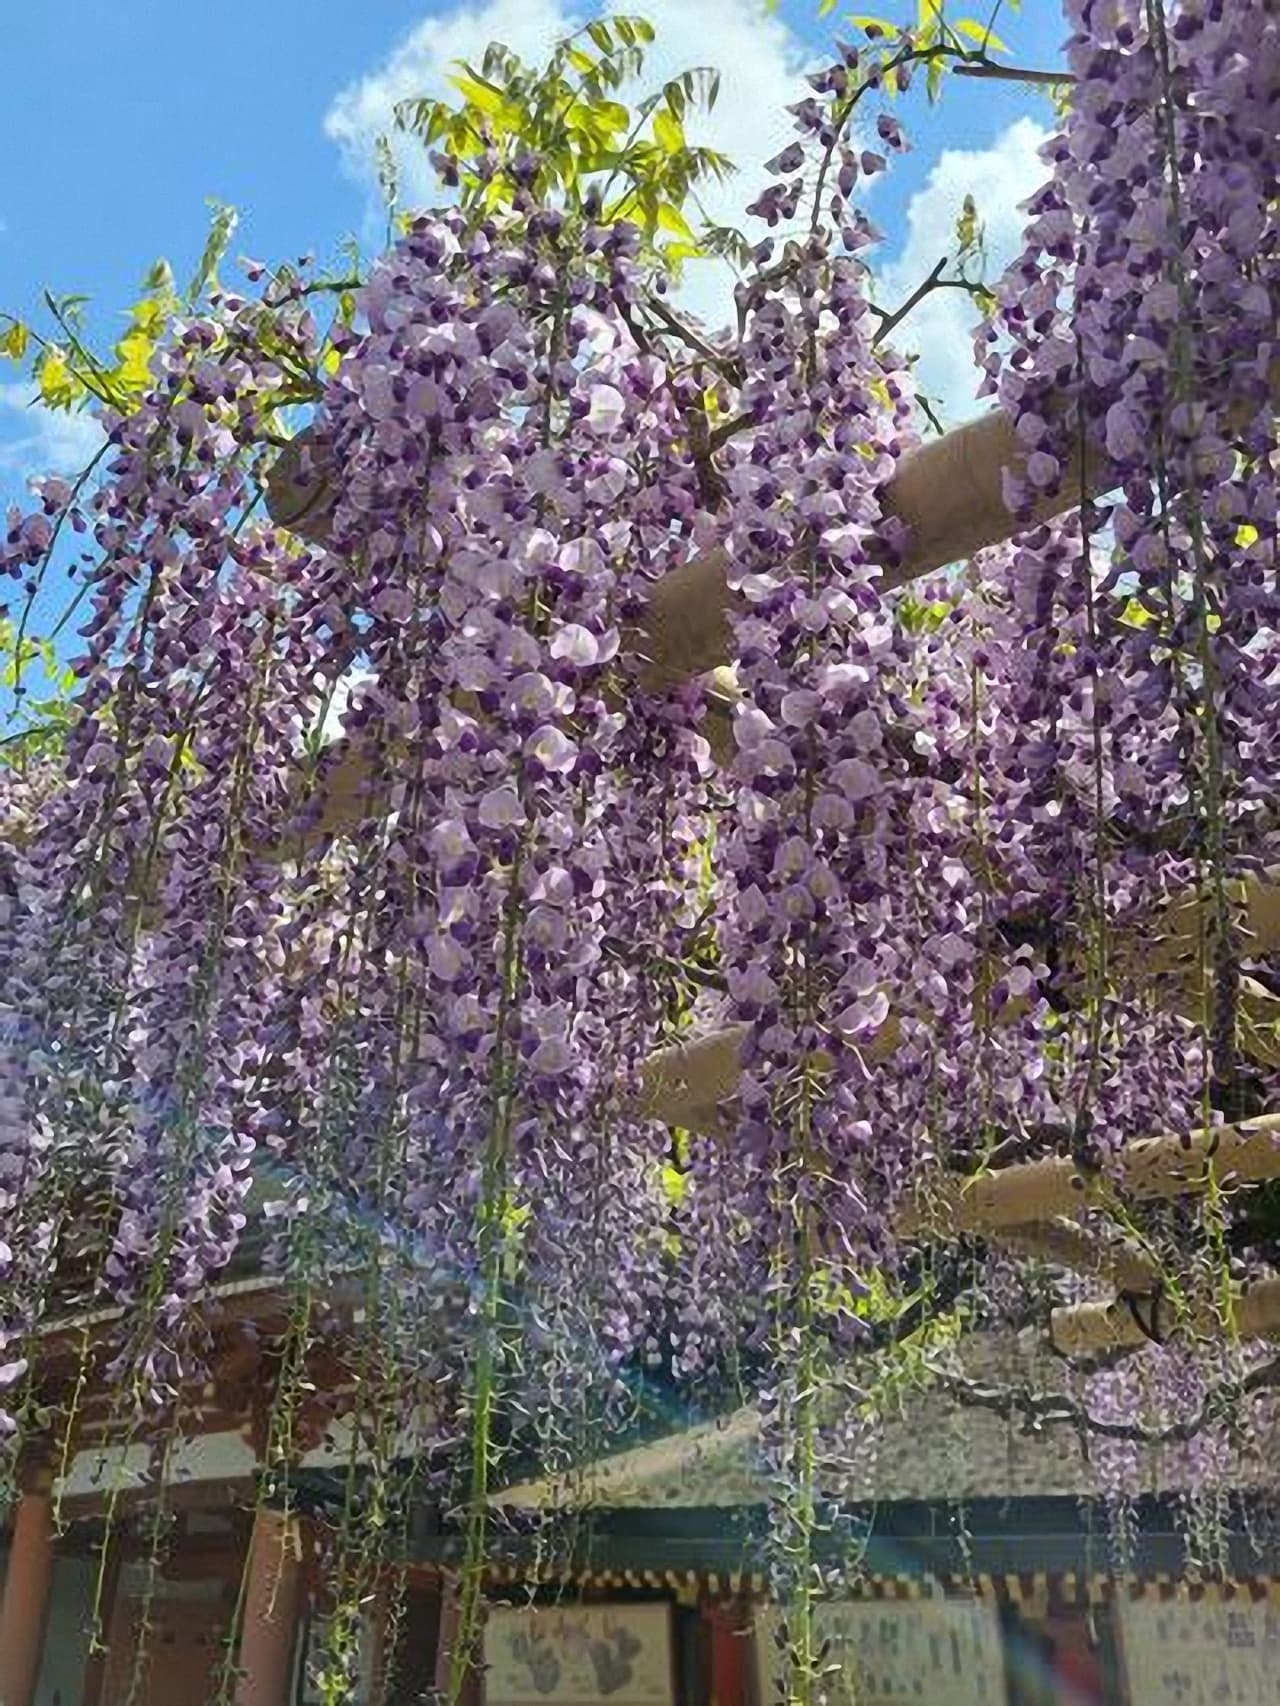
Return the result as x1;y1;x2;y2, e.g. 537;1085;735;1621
706;1599;749;1706
235;1506;304;1706
0;1462;55;1706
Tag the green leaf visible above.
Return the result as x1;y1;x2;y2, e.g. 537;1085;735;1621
143;258;175;295
447;69;518;129
0;320;28;361
653;107;684;154
953;17;1011;51
586;19;612;53
187;199;238;305
375;134;399;213
35;347;85;411
656;200;697;241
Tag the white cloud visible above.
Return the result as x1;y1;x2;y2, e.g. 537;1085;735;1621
324;0;814;334
0;384;104;483
874;115;1051;427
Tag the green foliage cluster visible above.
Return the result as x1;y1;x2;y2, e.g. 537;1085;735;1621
395;14;741;270
0;202;239;419
0;618;77;764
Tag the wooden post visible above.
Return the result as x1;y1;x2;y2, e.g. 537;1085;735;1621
235;1506;304;1706
0;1458;55;1706
706;1598;749;1706
433;1575;461;1699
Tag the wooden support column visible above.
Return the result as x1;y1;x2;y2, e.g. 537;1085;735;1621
705;1598;749;1706
235;1506;304;1706
0;1456;55;1706
433;1576;462;1701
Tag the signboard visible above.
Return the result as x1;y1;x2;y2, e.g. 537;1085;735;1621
1119;1595;1280;1704
484;1604;674;1706
755;1597;1008;1706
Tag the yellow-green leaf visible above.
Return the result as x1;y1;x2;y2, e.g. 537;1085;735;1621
113;327;155;392
0;320;28;361
593;99;630;134
653;107;684;154
955;193;981;253
656;201;697;241
447;71;517;129
660;1163;688;1207
36;347;85;411
953;17;1011;52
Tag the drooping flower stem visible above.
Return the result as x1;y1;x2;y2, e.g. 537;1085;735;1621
451;843;526;1704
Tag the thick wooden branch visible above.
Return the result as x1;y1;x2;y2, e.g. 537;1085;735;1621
1050;1275;1280;1357
935;1352;1280;1440
993;1219;1157;1293
636;884;1280;1136
900;1113;1280;1238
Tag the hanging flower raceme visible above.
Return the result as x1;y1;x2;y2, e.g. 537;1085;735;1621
0;9;1278;1666
983;0;1279;1100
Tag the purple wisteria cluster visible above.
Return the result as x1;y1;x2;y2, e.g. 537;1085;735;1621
0;2;1276;1647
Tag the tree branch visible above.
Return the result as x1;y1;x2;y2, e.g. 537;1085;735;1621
931;1356;1280;1446
642;292;742;380
872;256;987;345
953;62;1075;88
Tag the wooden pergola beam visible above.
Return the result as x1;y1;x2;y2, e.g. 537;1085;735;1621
636;903;1280;1136
266;408;1086;697
993;1219;1157;1293
268;360;1279;696
899;1113;1280;1238
1050;1275;1280;1357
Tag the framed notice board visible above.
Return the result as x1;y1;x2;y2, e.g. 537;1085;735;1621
484;1603;675;1706
754;1597;1009;1706
1118;1594;1280;1704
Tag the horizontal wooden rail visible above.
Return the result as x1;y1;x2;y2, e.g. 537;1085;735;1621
994;1220;1157;1294
899;1114;1280;1238
1050;1275;1280;1357
268;361;1280;694
636;891;1280;1136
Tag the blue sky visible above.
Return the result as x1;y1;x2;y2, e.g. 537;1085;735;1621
0;0;1067;642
